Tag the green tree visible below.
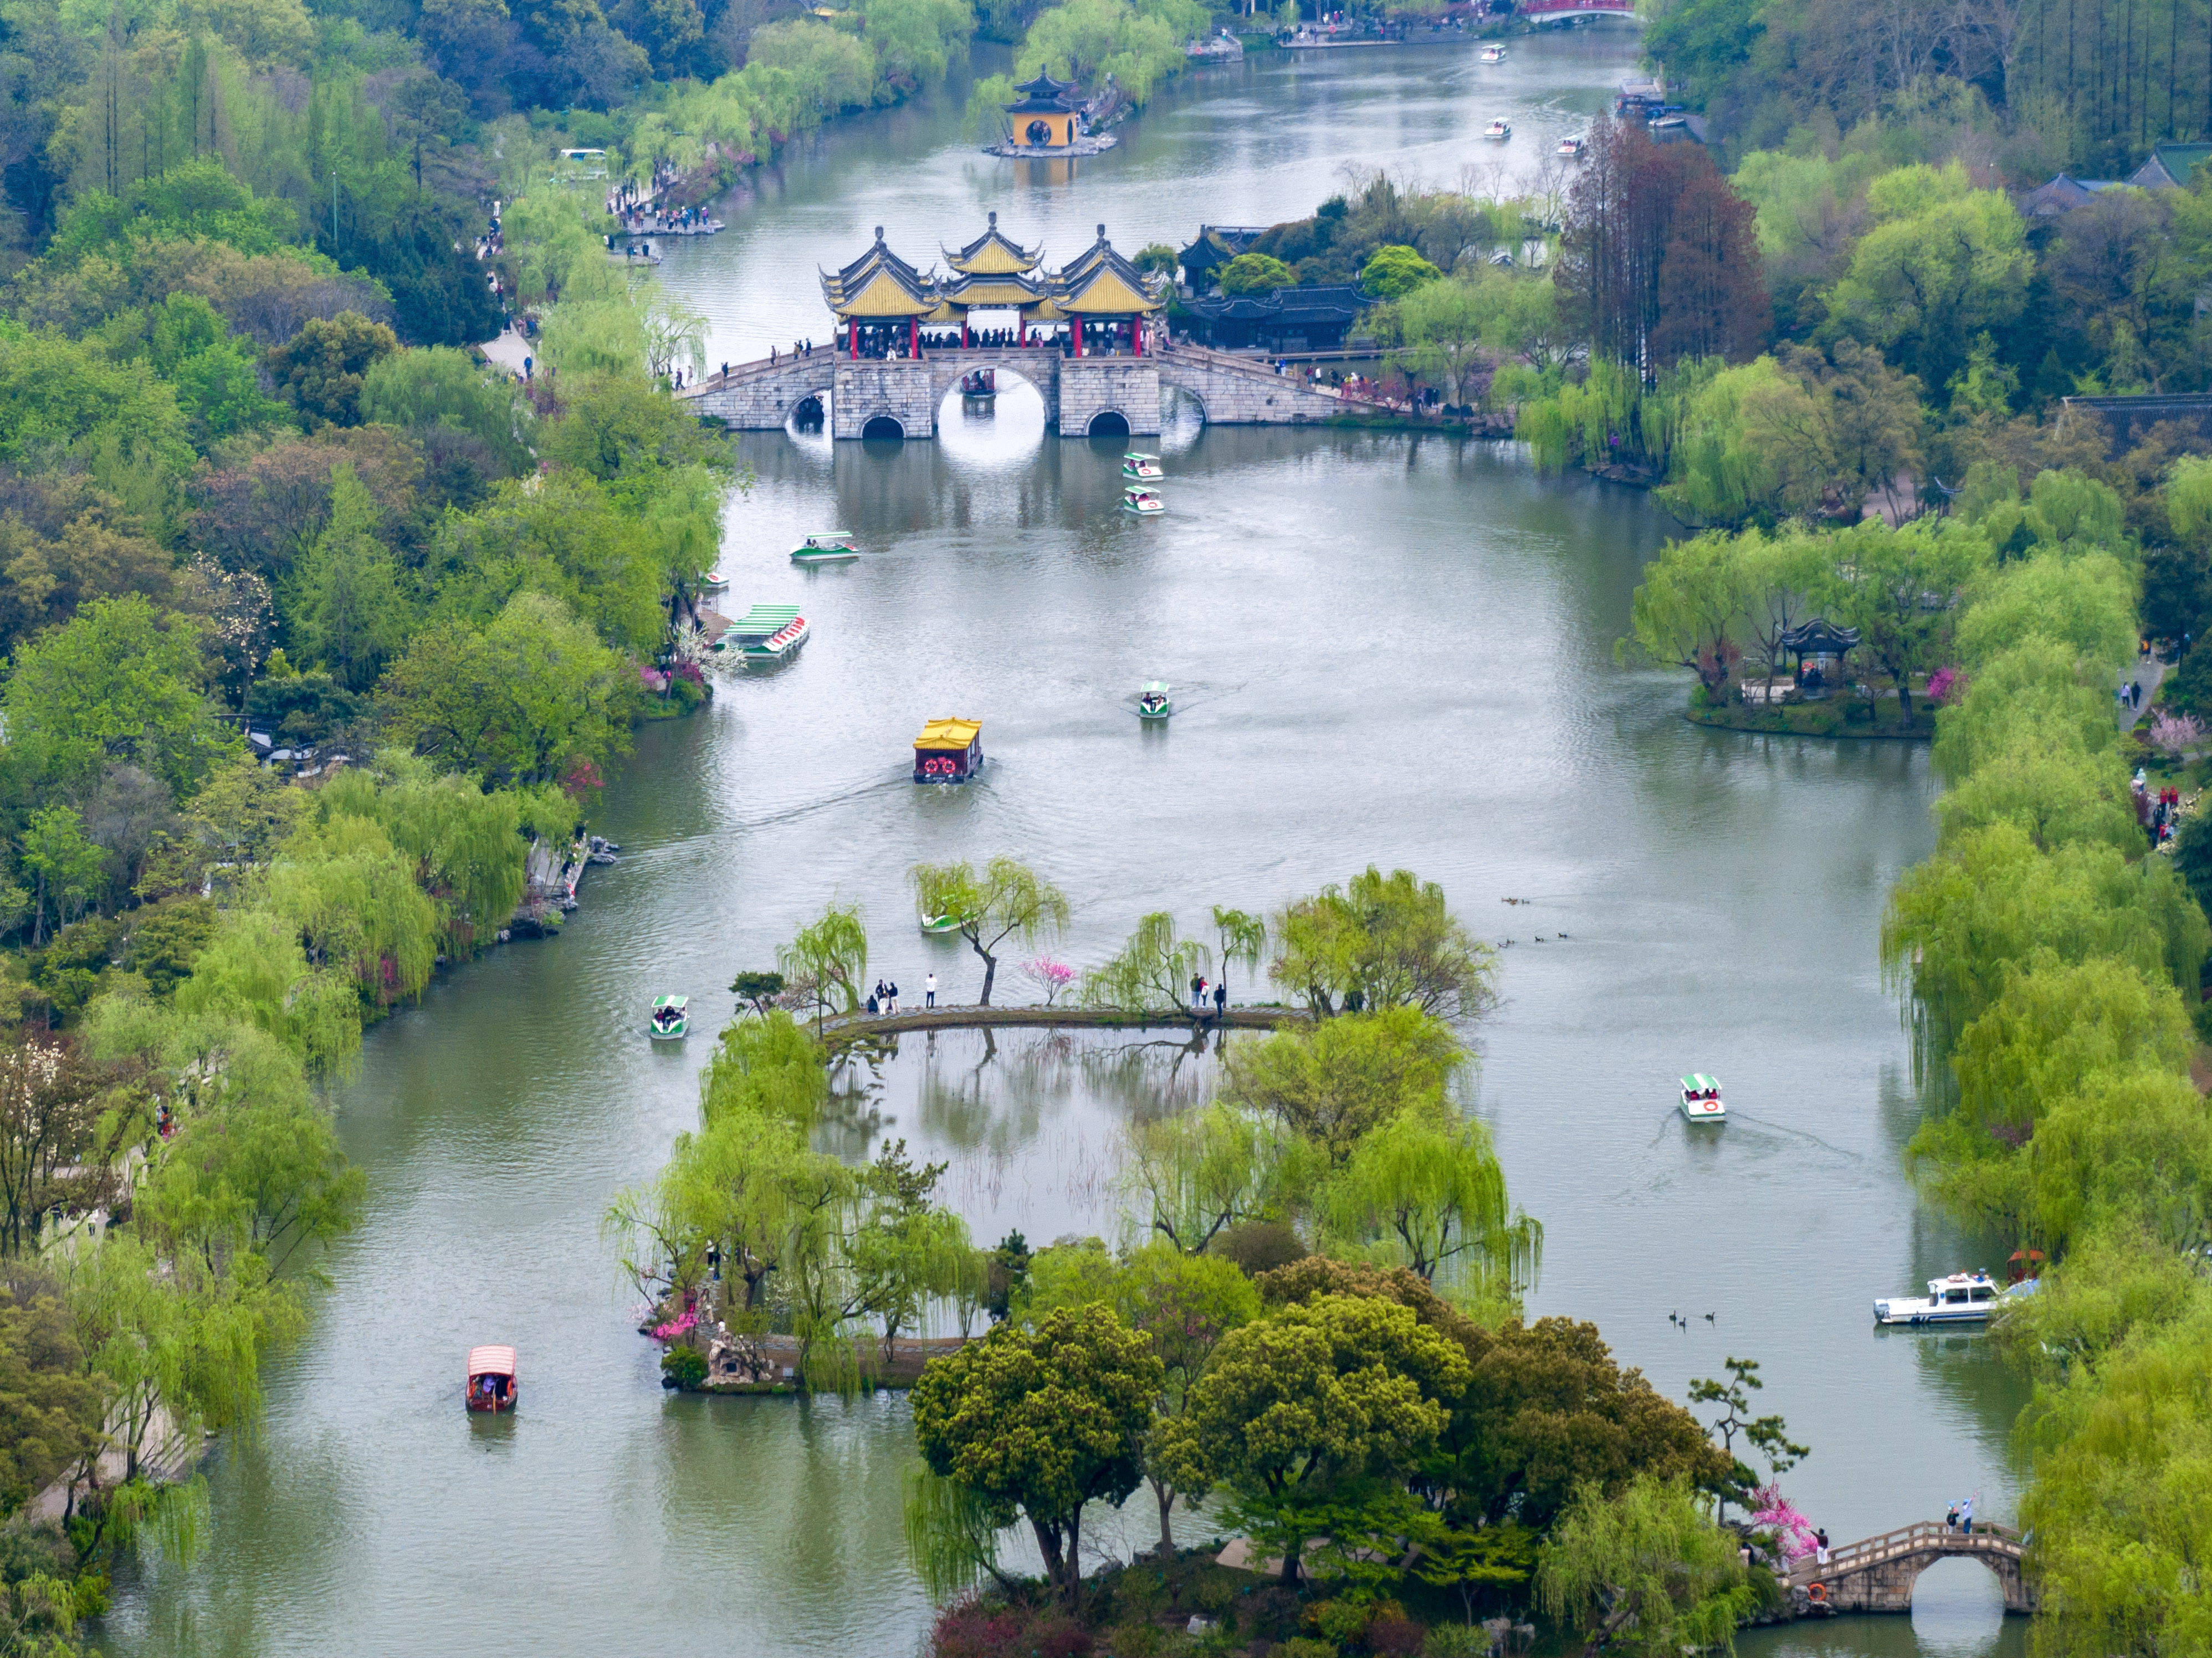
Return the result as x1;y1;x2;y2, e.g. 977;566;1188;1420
1834;516;1989;722
360;346;531;475
0;1035;128;1257
1385;275;1491;408
1359;243;1442;300
1687;1356;1807;1517
0;1278;104;1524
19;810;107;946
909;858;1068;1006
1154;1291;1469;1585
1821;163;2031;390
910;1304;1164;1608
264;312;402;429
1269;867;1496;1020
1619;529;1754;693
1537;1475;1760;1658
1122;1103;1303;1254
284;465;416;692
1084;912;1211;1013
1321;1106;1540;1304
1022;1240;1261;1553
1225;1006;1460;1163
4;596;232;795
779;903;869;1025
1218;252;1296;295
1210;905;1267;1004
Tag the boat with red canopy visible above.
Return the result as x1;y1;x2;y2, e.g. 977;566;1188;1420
467;1345;518;1412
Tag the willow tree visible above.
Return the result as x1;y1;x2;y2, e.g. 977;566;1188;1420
779;902;868;1026
1084;912;1210;1014
1269;867;1495;1020
1321;1107;1542;1308
1538;1476;1758;1657
1211;905;1267;1004
1122;1102;1305;1254
909;857;1068;1006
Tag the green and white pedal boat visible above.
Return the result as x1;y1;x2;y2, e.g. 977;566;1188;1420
1679;1073;1724;1122
1123;487;1165;516
1122;452;1164;481
919;912;965;936
791;534;861;566
1138;681;1172;721
649;995;689;1041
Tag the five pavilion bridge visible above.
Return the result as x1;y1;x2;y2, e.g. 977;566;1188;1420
1785;1522;2034;1616
679;216;1345;438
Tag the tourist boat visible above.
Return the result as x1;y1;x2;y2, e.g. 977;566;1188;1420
1873;1270;2002;1326
791;534;861;566
650;995;689;1041
1122;452;1164;480
1138;681;1172;721
699;569;729;591
1483;118;1512;141
1479;42;1507;60
920;912;966;935
1123;487;1165;515
960;367;996;398
467;1345;518;1413
914;718;985;783
1557;134;1586;158
1678;1073;1725;1122
716;604;809;663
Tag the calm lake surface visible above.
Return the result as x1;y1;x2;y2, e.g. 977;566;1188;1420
105;38;2026;1657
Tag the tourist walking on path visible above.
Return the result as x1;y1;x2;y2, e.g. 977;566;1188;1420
1212;981;1227;1019
887;981;899;1015
925;973;936;1009
1189;974;1204;1014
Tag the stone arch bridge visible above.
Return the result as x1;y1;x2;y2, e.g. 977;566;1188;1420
680;342;1346;438
1785;1522;2034;1616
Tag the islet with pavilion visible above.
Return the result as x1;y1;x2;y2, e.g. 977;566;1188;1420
983;71;1120;157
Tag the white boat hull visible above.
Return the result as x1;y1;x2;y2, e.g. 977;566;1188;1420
1680;1097;1724;1121
1873;1301;1989;1326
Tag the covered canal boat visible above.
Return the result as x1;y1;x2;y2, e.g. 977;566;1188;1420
914;719;984;782
467;1345;518;1412
718;605;810;664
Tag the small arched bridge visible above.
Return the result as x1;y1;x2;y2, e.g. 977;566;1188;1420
1786;1522;2033;1615
680;341;1348;438
1517;0;1639;18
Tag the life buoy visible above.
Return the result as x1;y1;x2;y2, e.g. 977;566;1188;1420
1807;1583;1828;1606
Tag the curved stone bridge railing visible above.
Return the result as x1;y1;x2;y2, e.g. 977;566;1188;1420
1786;1521;2033;1615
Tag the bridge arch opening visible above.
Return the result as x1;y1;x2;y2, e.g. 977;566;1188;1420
792;393;825;432
1087;410;1131;438
1908;1556;2007;1650
860;414;906;441
936;368;1047;464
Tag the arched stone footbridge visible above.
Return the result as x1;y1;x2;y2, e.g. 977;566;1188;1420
681;342;1348;438
1786;1522;2034;1615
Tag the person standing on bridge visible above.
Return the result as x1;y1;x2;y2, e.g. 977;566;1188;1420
1960;1497;1972;1535
1945;1502;1959;1532
925;972;937;1009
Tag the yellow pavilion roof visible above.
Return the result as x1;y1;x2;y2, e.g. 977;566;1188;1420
940;270;1046;307
1047;225;1163;314
820;227;939;318
945;212;1043;275
915;718;982;750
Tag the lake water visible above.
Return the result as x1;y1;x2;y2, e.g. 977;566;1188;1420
101;36;2026;1658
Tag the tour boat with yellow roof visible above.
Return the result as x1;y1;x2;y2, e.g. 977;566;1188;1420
914;718;985;783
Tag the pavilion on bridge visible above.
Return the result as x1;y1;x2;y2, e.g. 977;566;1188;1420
819;217;1165;359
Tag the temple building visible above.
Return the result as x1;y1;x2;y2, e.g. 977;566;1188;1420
935;212;1047;347
1179;283;1368;353
1002;71;1085;149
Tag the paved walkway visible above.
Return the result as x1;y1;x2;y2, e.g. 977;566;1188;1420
479;328;531;378
2122;652;2165;729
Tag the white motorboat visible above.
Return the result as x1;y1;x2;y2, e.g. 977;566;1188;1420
1483;118;1511;141
1679;1073;1724;1122
1558;135;1586;158
1873;1271;2001;1326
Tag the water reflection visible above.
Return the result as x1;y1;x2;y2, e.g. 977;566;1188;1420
828;1026;1228;1244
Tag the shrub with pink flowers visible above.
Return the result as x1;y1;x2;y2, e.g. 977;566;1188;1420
1750;1485;1818;1560
1926;666;1963;705
1025;958;1076;1006
2151;710;2205;755
651;1308;698;1343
